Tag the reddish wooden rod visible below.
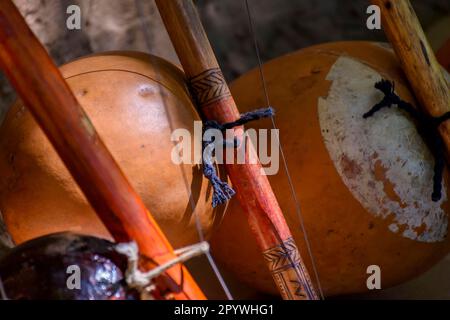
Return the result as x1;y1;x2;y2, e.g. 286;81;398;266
0;0;204;300
155;0;318;300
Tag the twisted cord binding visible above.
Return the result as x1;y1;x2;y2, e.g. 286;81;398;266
115;241;210;299
202;107;275;207
363;79;449;202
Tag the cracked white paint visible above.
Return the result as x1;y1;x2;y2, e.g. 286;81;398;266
318;56;448;243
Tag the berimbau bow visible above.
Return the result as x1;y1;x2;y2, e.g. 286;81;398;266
371;0;450;159
0;0;205;300
155;0;321;300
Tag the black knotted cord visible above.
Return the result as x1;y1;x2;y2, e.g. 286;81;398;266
202;107;275;207
244;0;325;300
363;79;448;202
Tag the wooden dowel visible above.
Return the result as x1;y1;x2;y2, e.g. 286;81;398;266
373;0;450;156
155;0;318;300
0;0;204;300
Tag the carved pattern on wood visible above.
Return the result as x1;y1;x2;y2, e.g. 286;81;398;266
263;237;318;300
188;68;231;108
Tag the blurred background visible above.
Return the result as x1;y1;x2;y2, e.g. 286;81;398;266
0;0;449;299
2;0;449;118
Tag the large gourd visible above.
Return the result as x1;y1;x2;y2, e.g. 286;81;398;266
211;41;450;297
0;52;218;248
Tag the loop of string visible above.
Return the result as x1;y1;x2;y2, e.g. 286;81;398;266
134;0;233;300
363;79;447;202
244;0;325;300
115;241;210;298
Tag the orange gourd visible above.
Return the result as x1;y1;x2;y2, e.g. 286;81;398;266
0;52;220;248
211;42;450;297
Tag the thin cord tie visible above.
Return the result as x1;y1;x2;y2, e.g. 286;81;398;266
363;79;449;202
202;107;274;207
115;241;210;298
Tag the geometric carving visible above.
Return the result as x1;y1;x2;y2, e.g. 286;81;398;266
188;68;231;108
263;237;318;300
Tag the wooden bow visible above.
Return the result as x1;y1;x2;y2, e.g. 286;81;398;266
372;0;450;160
0;0;204;300
155;0;319;300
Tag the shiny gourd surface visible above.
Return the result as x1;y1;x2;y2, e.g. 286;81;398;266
211;41;450;297
0;52;219;248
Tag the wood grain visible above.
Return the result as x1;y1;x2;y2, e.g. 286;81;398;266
156;0;318;300
0;0;204;300
373;0;450;158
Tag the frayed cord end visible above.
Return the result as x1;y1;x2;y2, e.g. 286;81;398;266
201;106;275;208
203;162;235;208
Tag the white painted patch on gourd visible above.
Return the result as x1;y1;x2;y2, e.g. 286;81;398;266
318;56;448;243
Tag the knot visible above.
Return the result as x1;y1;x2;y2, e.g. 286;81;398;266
115;241;210;298
202;107;275;207
115;242;153;290
363;79;449;202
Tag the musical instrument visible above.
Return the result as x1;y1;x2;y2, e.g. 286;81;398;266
0;51;219;249
0;0;448;300
0;0;204;300
372;0;450;154
211;41;450;297
155;0;320;300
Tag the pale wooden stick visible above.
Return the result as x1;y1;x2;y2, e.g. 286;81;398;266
373;0;450;155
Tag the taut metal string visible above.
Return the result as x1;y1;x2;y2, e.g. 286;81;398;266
244;0;325;300
133;0;233;300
